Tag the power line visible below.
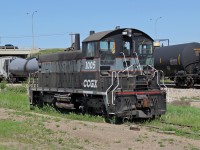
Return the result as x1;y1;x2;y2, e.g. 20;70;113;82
0;32;71;39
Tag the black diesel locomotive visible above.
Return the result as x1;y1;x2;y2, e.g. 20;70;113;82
154;42;200;87
29;28;166;121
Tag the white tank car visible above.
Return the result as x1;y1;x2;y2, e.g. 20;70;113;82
0;56;16;81
9;57;39;77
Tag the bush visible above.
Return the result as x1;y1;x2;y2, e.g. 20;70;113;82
0;80;7;90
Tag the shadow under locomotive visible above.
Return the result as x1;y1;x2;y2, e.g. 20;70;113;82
28;28;167;122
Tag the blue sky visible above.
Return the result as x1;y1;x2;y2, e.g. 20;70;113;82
0;0;199;49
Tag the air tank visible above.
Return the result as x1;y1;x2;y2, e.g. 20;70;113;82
9;58;39;76
153;42;200;77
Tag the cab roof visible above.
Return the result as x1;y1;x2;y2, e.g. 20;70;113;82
82;28;153;42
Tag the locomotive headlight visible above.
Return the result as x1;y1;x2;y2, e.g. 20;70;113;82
122;31;128;36
122;29;132;37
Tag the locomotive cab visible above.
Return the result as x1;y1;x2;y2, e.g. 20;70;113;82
82;28;154;71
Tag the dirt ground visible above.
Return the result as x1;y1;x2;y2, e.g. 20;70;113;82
0;88;200;150
0;108;200;150
167;88;200;101
167;88;200;108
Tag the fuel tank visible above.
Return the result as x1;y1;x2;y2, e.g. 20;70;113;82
153;42;200;77
9;58;39;76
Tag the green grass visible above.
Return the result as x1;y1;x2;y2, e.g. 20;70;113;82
32;48;65;57
1;85;200;126
65;112;104;123
163;78;173;84
0;80;7;90
0;84;104;123
0;90;29;111
162;104;200;129
33;105;104;123
0;145;15;150
1;84;200;140
146;104;200;139
0;117;84;149
0;120;29;139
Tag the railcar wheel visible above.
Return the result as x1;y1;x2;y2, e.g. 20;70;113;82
186;76;194;88
175;80;185;87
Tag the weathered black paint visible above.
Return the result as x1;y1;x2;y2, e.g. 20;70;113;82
29;28;166;121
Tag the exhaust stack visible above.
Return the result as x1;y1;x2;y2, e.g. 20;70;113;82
74;34;80;50
90;31;95;35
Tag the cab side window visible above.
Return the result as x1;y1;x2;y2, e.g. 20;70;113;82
100;40;115;54
86;42;95;57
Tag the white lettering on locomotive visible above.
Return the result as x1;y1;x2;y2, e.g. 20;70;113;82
83;80;98;88
85;61;96;70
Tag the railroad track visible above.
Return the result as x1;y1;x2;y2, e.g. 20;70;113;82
162;83;200;89
160;121;193;128
137;121;200;136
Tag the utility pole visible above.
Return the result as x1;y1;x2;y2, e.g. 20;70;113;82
27;11;37;55
155;17;162;40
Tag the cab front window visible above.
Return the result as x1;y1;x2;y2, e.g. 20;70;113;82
137;39;153;66
123;41;131;56
138;44;152;55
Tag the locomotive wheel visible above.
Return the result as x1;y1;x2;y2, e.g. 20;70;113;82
105;115;123;124
31;92;44;108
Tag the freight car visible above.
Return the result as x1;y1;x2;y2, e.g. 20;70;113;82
9;57;38;82
0;56;14;81
0;56;25;82
16;28;166;122
0;56;36;83
154;42;200;87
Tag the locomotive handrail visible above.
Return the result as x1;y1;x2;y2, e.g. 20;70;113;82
120;51;141;77
133;52;142;74
28;71;39;89
146;65;160;86
105;71;117;105
111;64;134;105
120;52;130;77
159;70;168;100
149;65;167;91
159;70;167;89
